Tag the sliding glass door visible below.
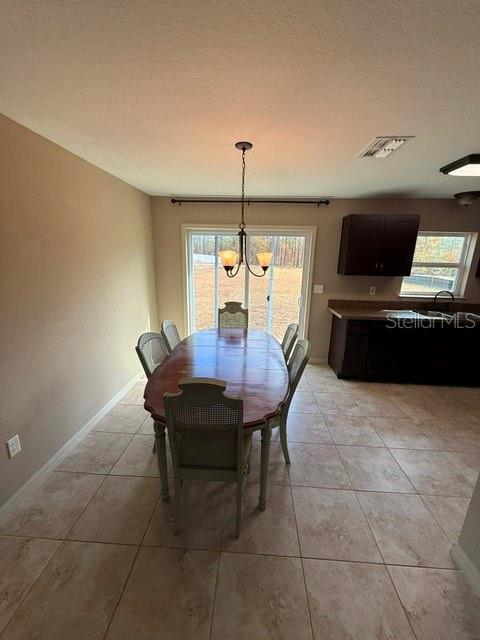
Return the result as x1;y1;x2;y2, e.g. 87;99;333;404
185;227;315;340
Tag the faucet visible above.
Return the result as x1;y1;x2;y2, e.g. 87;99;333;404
433;290;455;308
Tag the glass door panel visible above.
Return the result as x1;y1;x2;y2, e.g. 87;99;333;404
246;235;274;332
269;235;305;341
191;233;216;331
187;228;313;338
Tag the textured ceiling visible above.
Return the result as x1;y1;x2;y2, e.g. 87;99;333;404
1;0;480;197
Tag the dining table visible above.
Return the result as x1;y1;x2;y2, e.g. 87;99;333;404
143;328;290;510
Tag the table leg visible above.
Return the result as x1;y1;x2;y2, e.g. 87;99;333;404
258;424;272;511
154;421;170;501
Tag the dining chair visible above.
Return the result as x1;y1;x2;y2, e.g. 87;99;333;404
135;332;169;455
281;322;299;361
268;338;311;465
164;377;252;537
218;301;249;328
161;320;181;353
135;332;169;378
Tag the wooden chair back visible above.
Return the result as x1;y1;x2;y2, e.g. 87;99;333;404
281;322;299;360
135;332;169;378
161;320;181;353
164;378;245;483
218;301;249;328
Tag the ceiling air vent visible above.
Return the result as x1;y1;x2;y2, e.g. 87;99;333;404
358;136;414;159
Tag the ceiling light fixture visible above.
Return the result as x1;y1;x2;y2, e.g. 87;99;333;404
218;142;273;278
440;154;480;177
454;191;480;206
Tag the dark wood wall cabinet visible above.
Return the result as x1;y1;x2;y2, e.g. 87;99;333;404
337;214;420;276
328;316;480;385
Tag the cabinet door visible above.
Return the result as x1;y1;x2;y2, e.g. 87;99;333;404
365;326;412;380
342;334;369;377
337;215;385;275
379;215;420;276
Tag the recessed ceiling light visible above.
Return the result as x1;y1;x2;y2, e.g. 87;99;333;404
440;154;480;176
357;136;414;159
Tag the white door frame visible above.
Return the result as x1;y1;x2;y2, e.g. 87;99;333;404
182;224;317;339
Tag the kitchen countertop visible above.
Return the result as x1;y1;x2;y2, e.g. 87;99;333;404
328;299;480;322
328;307;423;320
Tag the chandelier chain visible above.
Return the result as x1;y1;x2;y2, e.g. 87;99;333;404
221;141;270;278
241;147;246;227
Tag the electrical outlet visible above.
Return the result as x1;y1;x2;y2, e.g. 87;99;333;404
369;286;376;295
6;434;21;459
313;284;324;294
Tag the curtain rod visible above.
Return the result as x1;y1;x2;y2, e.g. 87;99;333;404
171;198;330;207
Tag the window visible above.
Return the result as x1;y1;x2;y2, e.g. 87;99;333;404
400;232;475;296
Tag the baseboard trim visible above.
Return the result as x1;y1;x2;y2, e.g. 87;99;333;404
0;372;144;524
309;357;328;364
451;542;480;597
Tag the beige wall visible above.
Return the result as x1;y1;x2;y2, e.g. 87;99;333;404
152;197;480;359
0;115;158;506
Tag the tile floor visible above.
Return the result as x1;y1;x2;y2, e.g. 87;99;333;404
1;365;480;639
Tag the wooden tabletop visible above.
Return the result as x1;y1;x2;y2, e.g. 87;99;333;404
143;328;290;428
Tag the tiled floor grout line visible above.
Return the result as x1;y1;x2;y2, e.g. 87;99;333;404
329;435;393;567
89;434;480;455
207;479;229;639
62;473;111;541
56;431;135;476
1;526;468;569
101;546;140;640
417;493;459;545
53;440;480;456
383;564;420;640
101;487;162;640
0;532;140;547
287;462;315;640
388;448;476;495
0;537;66;639
351;488;386;563
93;422;146;435
53;469;160;479
381;449;419;494
366;419;391;449
207;546;222;640
49;466;476;499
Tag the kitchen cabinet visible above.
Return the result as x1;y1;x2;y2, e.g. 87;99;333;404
337;214;420;276
328;315;480;384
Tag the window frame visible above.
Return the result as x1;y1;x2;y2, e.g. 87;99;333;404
399;231;475;297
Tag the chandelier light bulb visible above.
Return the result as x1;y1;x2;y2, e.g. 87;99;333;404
219;249;238;271
257;252;273;270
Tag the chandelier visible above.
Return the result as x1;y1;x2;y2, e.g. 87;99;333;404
218;142;273;278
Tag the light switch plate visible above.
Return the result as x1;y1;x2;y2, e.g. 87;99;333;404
313;284;324;294
369;286;376;295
